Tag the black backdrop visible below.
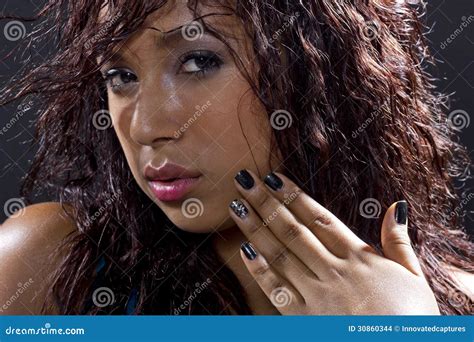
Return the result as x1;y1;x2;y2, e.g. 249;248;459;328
1;1;473;237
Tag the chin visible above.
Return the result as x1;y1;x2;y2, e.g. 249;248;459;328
163;207;235;234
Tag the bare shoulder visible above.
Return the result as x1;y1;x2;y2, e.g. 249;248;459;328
443;264;474;300
0;202;76;314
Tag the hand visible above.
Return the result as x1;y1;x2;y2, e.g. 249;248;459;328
229;169;440;315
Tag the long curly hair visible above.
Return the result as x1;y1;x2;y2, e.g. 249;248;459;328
1;0;472;315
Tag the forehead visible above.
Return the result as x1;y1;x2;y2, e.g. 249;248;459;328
98;0;237;34
99;1;246;60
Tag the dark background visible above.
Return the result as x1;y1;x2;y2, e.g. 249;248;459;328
1;1;473;235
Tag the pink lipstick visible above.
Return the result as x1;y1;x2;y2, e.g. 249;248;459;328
144;163;202;202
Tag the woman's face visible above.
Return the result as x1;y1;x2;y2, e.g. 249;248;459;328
102;2;280;233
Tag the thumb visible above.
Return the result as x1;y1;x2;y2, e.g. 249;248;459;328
381;201;423;277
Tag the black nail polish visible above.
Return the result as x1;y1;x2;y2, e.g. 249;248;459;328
241;242;257;260
395;200;407;224
235;169;254;190
229;199;249;218
264;172;283;191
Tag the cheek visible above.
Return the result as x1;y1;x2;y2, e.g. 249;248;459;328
108;101;142;178
195;87;273;191
197;85;272;169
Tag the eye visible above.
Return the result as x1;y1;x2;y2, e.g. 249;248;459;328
178;50;223;77
102;68;138;94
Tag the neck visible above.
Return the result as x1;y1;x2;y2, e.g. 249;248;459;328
212;225;280;315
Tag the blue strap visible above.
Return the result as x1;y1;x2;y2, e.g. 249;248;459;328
86;256;139;314
126;287;139;315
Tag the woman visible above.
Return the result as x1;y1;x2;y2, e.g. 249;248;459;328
0;0;472;315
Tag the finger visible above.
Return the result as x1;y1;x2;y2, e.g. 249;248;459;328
229;198;317;283
240;241;305;313
233;170;336;275
261;171;368;258
381;201;423;276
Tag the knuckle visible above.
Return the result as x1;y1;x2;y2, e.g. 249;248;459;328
253;263;271;277
282;222;301;241
308;211;332;230
347;244;377;263
247;222;263;235
283;187;302;205
270;248;291;266
327;264;348;279
269;279;285;291
252;188;273;209
386;233;411;248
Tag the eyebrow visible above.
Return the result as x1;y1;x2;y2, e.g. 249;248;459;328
102;28;213;65
148;24;208;45
102;13;233;64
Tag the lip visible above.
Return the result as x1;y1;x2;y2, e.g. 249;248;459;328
144;163;202;202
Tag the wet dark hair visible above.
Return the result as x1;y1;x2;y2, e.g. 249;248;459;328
1;0;472;314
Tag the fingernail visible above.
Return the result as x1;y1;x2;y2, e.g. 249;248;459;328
235;169;254;190
241;241;258;260
229;199;249;218
395;200;407;225
264;172;283;191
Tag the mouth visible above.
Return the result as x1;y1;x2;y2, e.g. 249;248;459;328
148;176;202;202
144;162;202;202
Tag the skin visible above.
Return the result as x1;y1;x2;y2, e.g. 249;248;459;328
103;1;279;234
231;171;440;314
0;2;473;314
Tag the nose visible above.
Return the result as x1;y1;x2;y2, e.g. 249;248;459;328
129;84;183;147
